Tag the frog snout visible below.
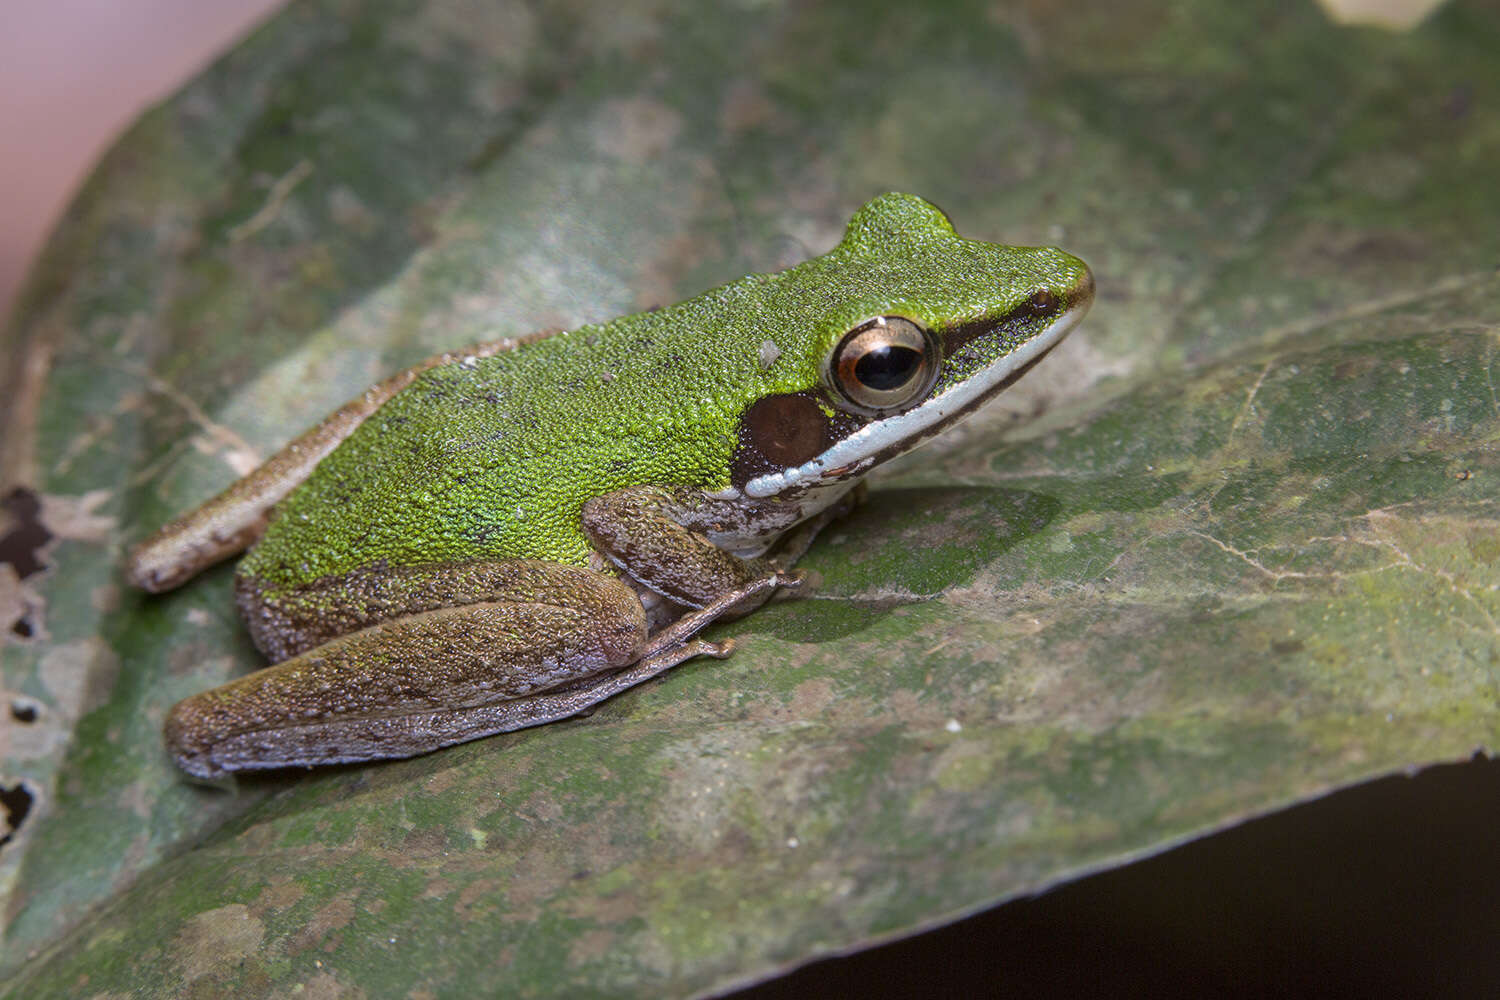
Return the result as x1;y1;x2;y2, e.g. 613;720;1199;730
1071;263;1096;310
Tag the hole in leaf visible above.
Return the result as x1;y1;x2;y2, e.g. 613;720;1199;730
0;780;35;850
1;487;51;641
0;487;52;580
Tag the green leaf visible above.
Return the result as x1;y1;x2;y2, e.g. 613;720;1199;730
3;0;1497;994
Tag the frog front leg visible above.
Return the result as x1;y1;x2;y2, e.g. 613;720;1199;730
582;483;851;615
166;560;793;778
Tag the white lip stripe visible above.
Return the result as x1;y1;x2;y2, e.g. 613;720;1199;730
744;302;1090;499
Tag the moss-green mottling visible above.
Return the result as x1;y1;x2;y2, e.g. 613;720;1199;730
5;0;1500;996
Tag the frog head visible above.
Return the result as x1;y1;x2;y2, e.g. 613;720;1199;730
724;192;1094;501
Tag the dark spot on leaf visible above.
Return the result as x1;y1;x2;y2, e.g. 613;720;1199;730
1271;639;1304;656
10;700;38;723
1443;84;1472;120
0;780;35;850
1189;595;1224;623
0;487;52;580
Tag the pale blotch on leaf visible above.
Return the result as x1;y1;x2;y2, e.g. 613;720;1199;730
1316;0;1447;30
172;904;264;982
593;98;683;165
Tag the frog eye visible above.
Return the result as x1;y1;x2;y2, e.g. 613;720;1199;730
827;316;941;417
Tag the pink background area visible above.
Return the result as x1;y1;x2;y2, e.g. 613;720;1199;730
0;0;287;321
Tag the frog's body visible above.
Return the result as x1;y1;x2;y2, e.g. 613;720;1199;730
129;193;1093;779
246;275;847;589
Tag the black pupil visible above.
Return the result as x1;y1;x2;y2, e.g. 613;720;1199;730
854;344;922;391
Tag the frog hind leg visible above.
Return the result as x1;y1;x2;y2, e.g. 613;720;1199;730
127;338;525;593
165;567;791;778
238;557;634;664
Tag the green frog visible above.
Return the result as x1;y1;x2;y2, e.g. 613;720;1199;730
128;192;1094;778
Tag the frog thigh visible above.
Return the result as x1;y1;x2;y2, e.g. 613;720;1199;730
239;558;634;663
127;337;526;594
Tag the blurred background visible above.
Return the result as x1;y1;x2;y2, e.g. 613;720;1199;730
0;0;285;321
0;0;1438;324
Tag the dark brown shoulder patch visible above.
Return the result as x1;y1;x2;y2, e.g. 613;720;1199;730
730;391;865;489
